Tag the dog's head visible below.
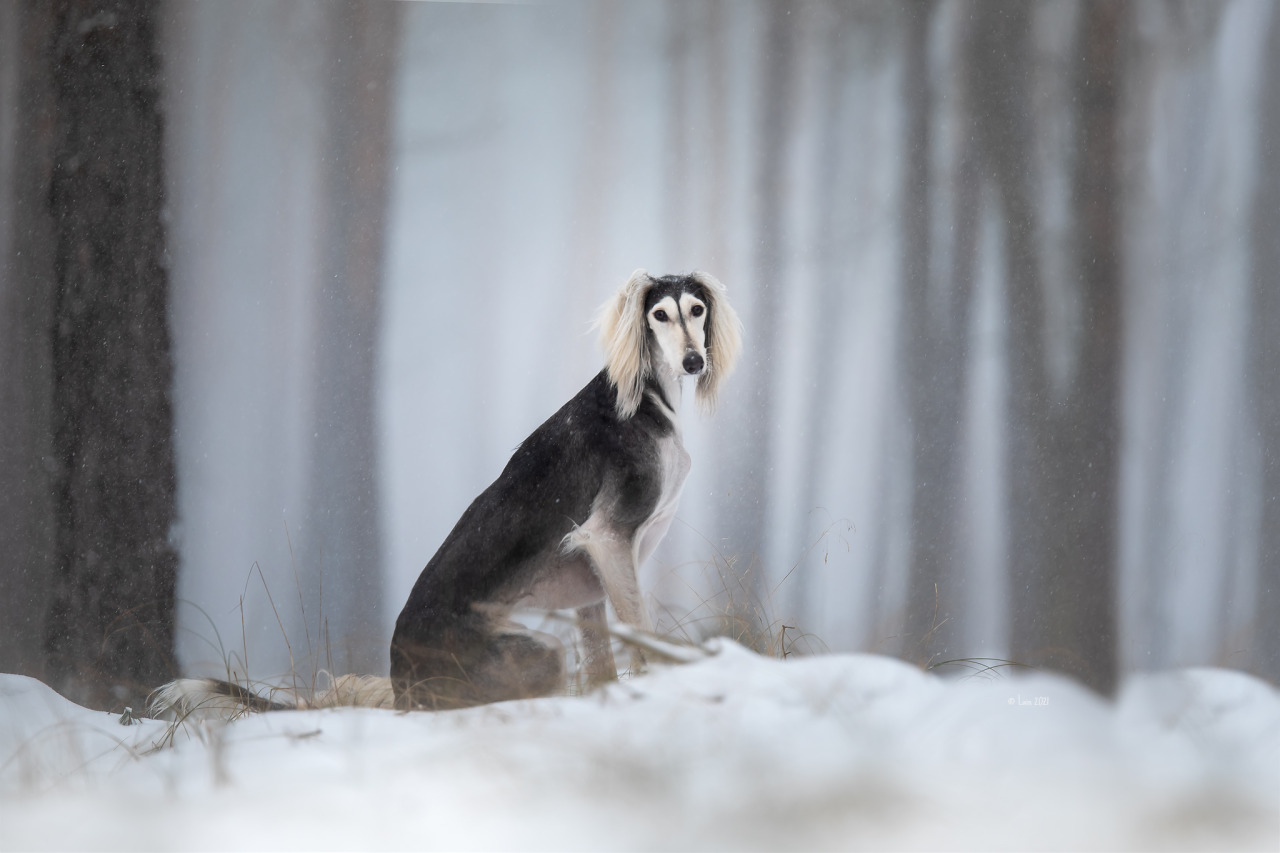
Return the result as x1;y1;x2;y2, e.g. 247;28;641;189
598;269;743;420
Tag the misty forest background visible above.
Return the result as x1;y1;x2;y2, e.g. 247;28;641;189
0;0;1277;711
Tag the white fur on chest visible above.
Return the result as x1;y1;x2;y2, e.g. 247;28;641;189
634;430;691;567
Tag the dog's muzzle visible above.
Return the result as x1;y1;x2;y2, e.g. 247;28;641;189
682;352;705;375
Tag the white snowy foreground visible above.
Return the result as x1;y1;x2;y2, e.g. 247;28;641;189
1;641;1277;851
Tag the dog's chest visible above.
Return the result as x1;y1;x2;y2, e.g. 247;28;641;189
653;432;691;514
632;431;691;567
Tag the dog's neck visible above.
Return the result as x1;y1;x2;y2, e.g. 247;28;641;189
645;354;684;429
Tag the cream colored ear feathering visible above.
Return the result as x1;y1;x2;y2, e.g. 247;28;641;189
690;270;743;414
598;269;655;420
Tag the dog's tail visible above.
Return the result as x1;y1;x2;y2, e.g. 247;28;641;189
148;674;395;722
149;678;291;720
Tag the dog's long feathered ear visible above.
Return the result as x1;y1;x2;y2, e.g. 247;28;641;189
690;271;742;414
598;269;654;420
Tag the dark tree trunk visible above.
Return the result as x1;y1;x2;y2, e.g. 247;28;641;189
1249;5;1280;685
39;0;179;712
302;0;400;676
977;1;1122;695
900;0;978;665
968;4;1047;687
1052;0;1123;695
970;2;1052;680
0;2;59;681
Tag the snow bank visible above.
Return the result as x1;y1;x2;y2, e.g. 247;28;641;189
1;642;1276;850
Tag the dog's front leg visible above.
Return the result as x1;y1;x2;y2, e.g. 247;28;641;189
589;540;652;674
567;522;652;674
576;600;617;686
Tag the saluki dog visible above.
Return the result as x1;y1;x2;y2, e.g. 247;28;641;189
150;270;741;717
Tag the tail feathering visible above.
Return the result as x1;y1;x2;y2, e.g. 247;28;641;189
148;673;395;722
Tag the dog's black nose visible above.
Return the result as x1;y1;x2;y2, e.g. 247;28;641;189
683;352;705;374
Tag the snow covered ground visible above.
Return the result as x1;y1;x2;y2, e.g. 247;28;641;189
1;641;1277;851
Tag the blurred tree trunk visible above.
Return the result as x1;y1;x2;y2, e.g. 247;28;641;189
980;1;1122;695
970;6;1045;690
718;0;795;609
302;0;400;676
703;0;731;273
1054;0;1123;694
664;0;693;265
971;3;1055;686
900;0;978;665
568;1;619;317
795;1;853;628
1249;5;1280;685
38;0;179;712
0;2;59;682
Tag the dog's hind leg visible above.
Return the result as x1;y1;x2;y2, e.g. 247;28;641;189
576;600;617;686
474;626;565;702
391;621;565;710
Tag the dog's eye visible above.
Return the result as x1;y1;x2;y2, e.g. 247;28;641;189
690;304;704;318
653;310;668;322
